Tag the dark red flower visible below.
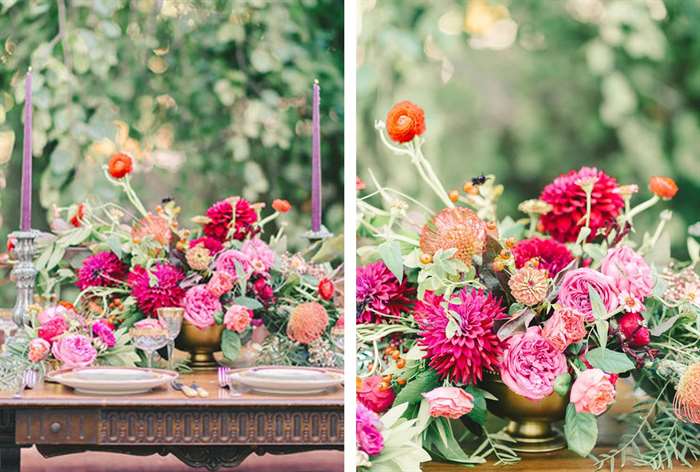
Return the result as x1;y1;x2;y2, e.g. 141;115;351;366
539;167;624;243
618;312;650;347
128;263;185;317
253;277;274;303
203;198;258;242
38;317;68;343
318;278;335;301
512;237;574;277
76;251;128;291
189;236;224;255
356;261;414;324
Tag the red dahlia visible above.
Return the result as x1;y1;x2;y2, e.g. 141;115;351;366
539;167;623;243
356;261;414;324
128;263;185;317
203;198;258;242
76;251;128;291
189;236;224;255
512;237;574;277
416;289;504;385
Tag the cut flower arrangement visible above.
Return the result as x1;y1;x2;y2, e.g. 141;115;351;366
356;101;700;470
9;152;343;371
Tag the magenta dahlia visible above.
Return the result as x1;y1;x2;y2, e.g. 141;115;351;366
203;198;258;242
128;263;185;317
512;237;574;277
539;167;623;243
416;289;504;385
76;251;128;291
356;261;414;324
189;236;224;255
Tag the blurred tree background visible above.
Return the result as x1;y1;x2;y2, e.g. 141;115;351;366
0;0;343;306
359;0;699;256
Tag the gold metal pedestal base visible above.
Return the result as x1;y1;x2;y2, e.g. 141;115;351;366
175;321;224;371
506;419;566;453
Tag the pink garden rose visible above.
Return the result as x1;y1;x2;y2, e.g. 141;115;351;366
558;268;618;321
37;305;73;325
214;249;250;278
570;368;616;415
500;326;568;400
241;238;276;275
207;271;235;297
542;306;586;352
357;402;384;456
600;246;653;308
423;387;474;419
224;304;252;333
38;317;69;343
27;338;51;363
357;375;396;414
183;285;222;329
51;334;97;368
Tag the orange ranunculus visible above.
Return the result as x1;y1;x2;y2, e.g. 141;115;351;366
70;203;86;227
108;153;133;179
272;199;291;213
386;101;426;143
649;176;678;200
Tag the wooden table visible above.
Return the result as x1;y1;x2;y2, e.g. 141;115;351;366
0;371;343;471
424;380;700;471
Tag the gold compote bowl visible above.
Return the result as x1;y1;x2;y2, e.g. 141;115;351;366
174;321;224;371
475;376;568;453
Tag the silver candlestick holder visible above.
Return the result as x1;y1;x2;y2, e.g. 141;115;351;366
10;230;38;328
303;225;333;241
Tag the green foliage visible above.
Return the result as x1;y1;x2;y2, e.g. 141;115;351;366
0;0;343;306
586;347;636;374
565;403;598;457
221;329;241;362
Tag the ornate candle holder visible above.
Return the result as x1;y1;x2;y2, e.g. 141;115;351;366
304;225;333;241
10;230;38;328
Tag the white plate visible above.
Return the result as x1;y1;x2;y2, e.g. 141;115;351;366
232;367;343;395
47;367;178;395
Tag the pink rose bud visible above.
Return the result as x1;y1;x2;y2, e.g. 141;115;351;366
542;307;586;352
422;387;474;419
27;338;51;363
570;368;616;415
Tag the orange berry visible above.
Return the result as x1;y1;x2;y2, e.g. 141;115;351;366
391;351;401;361
649;176;678;200
448;190;459;203
397;378;407;386
379;382;391;391
383;375;392;383
396;359;406;369
504;237;516;249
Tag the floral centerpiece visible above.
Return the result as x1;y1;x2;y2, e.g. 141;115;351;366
16;152;342;371
356;101;699;469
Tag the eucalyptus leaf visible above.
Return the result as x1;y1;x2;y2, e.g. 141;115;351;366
586;347;635;373
565;404;597;457
378;240;404;283
221;329;241;362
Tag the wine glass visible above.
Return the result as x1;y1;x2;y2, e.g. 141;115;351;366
0;355;28;397
156;307;184;371
130;323;169;369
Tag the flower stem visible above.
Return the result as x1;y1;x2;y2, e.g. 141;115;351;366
628;195;660;220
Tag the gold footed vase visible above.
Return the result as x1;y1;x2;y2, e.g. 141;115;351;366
174;321;224;371
479;378;567;453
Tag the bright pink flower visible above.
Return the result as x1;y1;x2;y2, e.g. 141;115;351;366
357;402;384;456
38;317;69;343
423;387;474;419
512;237;574;277
601;246;653;306
189;236;224;255
76;251;128;291
92;320;116;348
51;334;97;368
357;375;396;414
203;198;258;242
207;271;235;297
224;305;252;333
416;289;504;385
571;368;616;415
542;306;586;352
241;238;276;275
37;305;73;325
183;285;221;329
356;261;414;324
128;263;185;317
500;326;567;400
27;338;51;363
214;249;250;278
558;268;618;321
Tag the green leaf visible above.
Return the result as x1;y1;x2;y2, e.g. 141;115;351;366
586;347;635;373
394;369;440;406
553;372;572;396
588;285;608;320
595;319;609;350
232;296;263;310
221;330;241;362
46;245;66;271
565;404;598;457
378;240;404;283
464;385;487;425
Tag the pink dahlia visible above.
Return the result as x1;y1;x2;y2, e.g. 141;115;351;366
416;289;504;385
512;237;574;277
356;261;414;324
128;263;185;317
203;197;258;242
357;402;384;457
76;251;128;291
539;167;624;243
189;236;224;255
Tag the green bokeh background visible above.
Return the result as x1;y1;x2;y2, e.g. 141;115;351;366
0;0;343;307
358;0;699;253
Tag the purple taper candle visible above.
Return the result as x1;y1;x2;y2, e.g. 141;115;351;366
311;79;322;232
20;67;33;231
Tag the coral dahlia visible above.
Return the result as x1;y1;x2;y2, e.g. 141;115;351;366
128;263;185;317
420;207;487;266
539;167;624;243
356;261;414;324
203;197;258;242
416;289;505;385
512;237;574;277
76;251;128;291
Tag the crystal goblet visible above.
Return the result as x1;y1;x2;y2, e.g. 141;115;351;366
156;307;184;371
130;323;169;370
